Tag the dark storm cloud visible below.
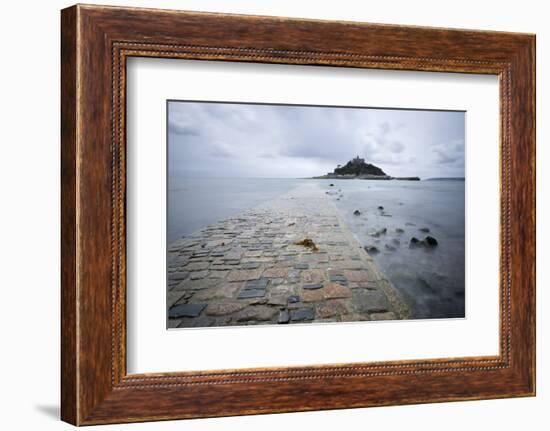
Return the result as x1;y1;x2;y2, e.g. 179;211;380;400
168;102;465;179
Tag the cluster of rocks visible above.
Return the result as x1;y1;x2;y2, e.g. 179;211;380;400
346;205;439;256
409;235;438;248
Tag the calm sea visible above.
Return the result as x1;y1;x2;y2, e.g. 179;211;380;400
168;177;465;319
168;177;304;243
326;179;465;319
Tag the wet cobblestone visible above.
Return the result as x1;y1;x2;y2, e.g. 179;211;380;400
167;183;410;328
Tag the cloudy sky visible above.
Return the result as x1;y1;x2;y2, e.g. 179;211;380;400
168;101;465;179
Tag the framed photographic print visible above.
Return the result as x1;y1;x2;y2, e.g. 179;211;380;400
61;4;536;425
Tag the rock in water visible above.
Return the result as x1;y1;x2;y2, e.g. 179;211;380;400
396;228;405;234
369;228;387;238
409;236;438;249
425;236;438;247
377;206;384;210
329;183;334;186
364;245;380;255
385;244;397;252
419;227;430;233
409;237;421;248
353;210;361;216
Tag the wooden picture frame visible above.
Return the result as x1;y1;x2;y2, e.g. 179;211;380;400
61;4;535;425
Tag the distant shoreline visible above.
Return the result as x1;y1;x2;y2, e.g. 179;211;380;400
310;175;421;181
424;177;465;181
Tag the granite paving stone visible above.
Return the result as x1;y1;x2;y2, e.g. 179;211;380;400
302;289;325;302
190;270;209;280
208;270;229;279
340;313;370;322
369;311;397;320
237;289;266;299
192;283;240;301
244;278;269;290
328;274;348;283
287;295;301;304
170;271;190;281
234;306;277;322
247;297;269;305
167;291;186;308
303;283;324;290
344;270;375;283
353;290;392;314
173;278;220;291
167;319;183;329
168;303;207;319
289;308;315;322
179;315;218;328
329;260;364;270
263;268;290;278
267;295;288;306
205;301;248;316
278;310;290;324
185;261;210;271
227;269;263;282
324;283;353;299
301;269;325;284
316;300;349;319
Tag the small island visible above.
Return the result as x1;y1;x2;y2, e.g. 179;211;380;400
312;156;420;181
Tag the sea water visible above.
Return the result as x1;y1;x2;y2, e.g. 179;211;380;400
168;177;465;319
324;178;465;319
168;177;304;243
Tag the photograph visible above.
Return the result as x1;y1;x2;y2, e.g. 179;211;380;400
166;101;466;328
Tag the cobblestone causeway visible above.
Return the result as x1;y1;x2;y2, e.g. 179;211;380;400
167;182;410;328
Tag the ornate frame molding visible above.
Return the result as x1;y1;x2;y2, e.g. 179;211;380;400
61;5;535;425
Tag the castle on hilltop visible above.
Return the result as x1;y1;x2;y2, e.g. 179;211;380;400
312;156;419;181
332;156;387;177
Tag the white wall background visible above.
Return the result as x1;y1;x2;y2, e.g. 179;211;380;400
0;0;546;429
